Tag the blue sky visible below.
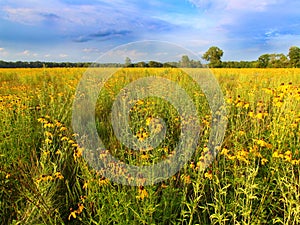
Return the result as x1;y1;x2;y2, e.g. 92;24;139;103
0;0;300;62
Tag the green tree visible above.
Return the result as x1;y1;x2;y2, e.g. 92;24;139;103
202;46;224;68
180;55;191;67
288;46;300;68
269;54;289;68
124;57;132;67
258;54;270;68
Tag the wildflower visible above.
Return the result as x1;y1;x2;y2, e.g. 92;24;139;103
55;149;62;155
238;131;246;136
37;117;47;123
44;123;54;128
272;151;279;158
54;172;64;180
140;153;149;160
248;111;254;118
60;127;67;132
255;112;263;120
73;148;83;161
292;160;300;165
261;158;268;165
61;136;68;141
99;177;109;186
146;117;152;126
55;120;62;127
161;183;168;188
190;161;195;169
136;186;148;200
284;151;292;162
83;181;88;190
204;171;213;180
220;147;229;156
68;204;84;220
183;175;191;184
226;97;233;104
44;131;53;137
45;138;52;144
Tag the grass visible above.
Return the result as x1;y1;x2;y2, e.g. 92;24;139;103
0;67;299;224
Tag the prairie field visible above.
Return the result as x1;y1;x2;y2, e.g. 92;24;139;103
0;68;299;225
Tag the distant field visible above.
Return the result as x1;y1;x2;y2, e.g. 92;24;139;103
0;68;299;224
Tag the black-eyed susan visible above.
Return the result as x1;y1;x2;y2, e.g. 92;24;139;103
68;204;84;220
136;186;148;200
204;171;213;180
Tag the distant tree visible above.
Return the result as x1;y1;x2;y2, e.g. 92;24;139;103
202;46;223;68
148;61;163;67
135;61;147;67
189;60;202;68
258;54;270;68
180;55;191;67
288;46;300;68
124;57;132;67
268;54;289;68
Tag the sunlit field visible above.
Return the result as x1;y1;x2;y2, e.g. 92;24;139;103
0;68;299;225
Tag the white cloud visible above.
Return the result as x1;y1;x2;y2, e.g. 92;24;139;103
20;50;30;55
59;54;68;58
188;0;283;11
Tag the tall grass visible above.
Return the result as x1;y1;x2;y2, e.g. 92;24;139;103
0;68;299;224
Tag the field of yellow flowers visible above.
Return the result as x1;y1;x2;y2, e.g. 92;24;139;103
0;68;299;224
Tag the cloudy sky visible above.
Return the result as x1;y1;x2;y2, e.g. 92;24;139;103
0;0;300;62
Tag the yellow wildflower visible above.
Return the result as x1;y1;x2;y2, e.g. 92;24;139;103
204;171;213;180
136;186;148;200
54;172;64;180
261;158;268;165
68;204;84;220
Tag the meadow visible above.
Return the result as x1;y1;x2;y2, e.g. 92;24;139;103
0;67;299;225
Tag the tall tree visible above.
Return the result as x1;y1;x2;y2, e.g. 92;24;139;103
202;46;224;68
258;54;270;68
180;55;191;67
124;57;132;67
288;46;300;68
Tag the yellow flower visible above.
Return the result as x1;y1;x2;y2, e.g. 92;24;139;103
248;111;254;118
140;153;149;160
261;158;268;165
255;112;263;120
272;151;279;158
284;151;292;162
204;171;213;180
37;117;47;123
220;147;229;156
44;131;53;137
54;172;64;180
68;204;84;220
183;175;191;184
60;127;67;132
136;186;148;200
45;138;52;144
226;97;233;104
44;123;54;128
73;148;83;161
61;136;68;141
83;181;88;190
55;149;62;155
99;177;109;186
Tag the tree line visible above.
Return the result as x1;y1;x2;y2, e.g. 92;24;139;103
0;46;299;68
201;46;300;68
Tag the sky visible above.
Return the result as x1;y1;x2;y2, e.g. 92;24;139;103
0;0;300;62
